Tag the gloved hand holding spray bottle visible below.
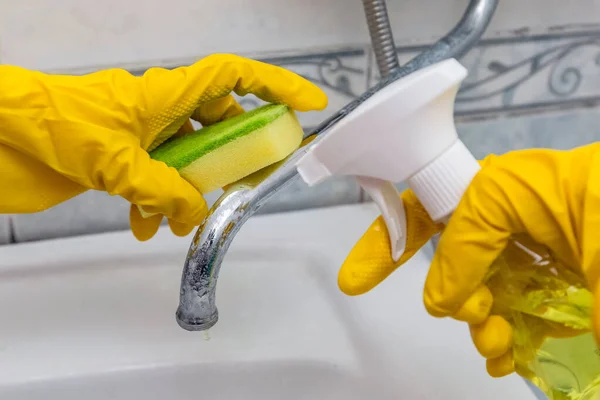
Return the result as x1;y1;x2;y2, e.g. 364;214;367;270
296;58;600;400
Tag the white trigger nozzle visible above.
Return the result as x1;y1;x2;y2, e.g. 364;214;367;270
295;59;475;262
356;177;406;262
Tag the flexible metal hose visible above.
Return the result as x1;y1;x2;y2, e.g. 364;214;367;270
362;0;400;78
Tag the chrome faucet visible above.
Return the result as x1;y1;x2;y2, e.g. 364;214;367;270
175;0;499;332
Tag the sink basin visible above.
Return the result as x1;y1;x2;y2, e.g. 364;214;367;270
0;204;535;399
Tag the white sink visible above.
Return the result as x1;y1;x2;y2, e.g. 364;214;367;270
0;204;535;399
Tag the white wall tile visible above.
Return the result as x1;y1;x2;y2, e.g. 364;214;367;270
11;191;131;242
2;0;600;71
0;216;11;245
10;177;360;242
459;107;600;157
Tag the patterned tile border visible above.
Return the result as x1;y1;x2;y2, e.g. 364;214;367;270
137;30;600;127
264;30;600;125
49;29;600;126
454;31;600;120
43;29;597;128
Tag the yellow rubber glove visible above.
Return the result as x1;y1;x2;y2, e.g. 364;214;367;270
0;54;327;241
338;143;600;378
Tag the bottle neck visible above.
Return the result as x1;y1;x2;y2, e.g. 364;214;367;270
407;139;480;223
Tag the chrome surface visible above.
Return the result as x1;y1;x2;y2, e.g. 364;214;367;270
176;0;499;331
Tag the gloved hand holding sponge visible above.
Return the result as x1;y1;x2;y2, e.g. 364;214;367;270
0;54;327;240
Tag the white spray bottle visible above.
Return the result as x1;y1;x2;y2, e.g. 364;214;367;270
295;58;600;400
296;58;479;260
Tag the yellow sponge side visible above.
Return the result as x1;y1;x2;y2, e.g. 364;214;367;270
178;110;303;194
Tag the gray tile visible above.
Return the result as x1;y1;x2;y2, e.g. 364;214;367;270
9;188;229;243
11;190;131;243
258;176;362;215
9;178;360;243
0;216;12;245
458;108;600;157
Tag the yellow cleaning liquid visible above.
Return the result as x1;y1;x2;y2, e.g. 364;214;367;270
484;234;600;400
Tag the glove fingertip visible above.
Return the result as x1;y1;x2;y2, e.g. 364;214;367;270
470;315;513;359
184;194;209;226
240;56;328;112
453;284;493;324
168;219;196;237
423;237;496;319
301;85;328;111
130;204;163;241
423;283;454;318
486;351;515;378
338;216;397;296
338;269;372;296
148;161;209;226
289;84;328;112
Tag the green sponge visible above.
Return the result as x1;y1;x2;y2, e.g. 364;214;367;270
150;104;304;194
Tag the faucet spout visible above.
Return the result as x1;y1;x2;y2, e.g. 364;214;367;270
175;0;499;332
175;189;251;331
175;150;308;331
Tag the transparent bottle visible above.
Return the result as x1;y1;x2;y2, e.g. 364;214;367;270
483;233;600;400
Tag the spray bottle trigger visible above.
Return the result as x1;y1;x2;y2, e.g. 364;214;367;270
356;177;406;262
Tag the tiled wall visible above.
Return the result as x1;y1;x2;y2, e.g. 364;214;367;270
3;1;600;243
